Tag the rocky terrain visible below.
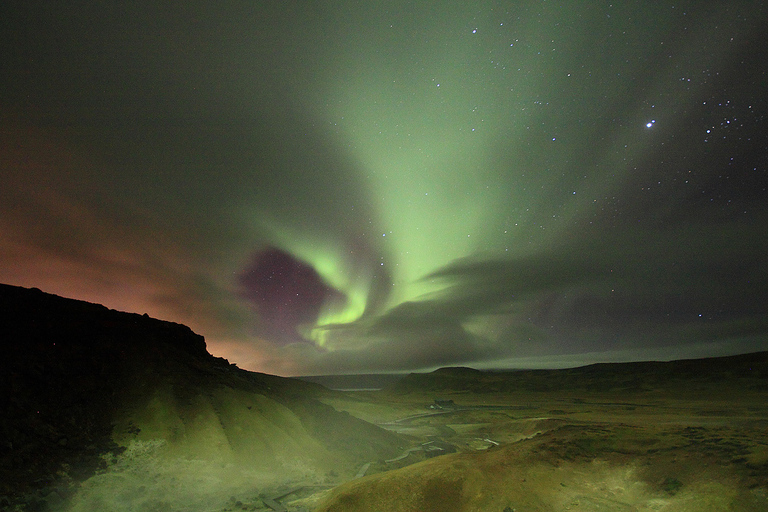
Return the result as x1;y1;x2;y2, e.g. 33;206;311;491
3;282;767;511
0;284;403;511
308;353;768;511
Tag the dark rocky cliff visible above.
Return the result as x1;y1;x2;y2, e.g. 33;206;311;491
0;284;402;509
0;284;215;499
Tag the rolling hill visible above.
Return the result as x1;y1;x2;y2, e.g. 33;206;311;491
388;352;768;395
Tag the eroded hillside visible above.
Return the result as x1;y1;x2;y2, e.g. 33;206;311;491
0;284;404;511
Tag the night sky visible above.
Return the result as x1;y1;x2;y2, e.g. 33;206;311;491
2;1;767;375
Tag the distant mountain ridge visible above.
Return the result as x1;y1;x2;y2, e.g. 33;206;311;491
389;351;768;394
296;373;408;390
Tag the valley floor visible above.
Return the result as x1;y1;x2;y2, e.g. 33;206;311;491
286;388;768;511
33;381;768;511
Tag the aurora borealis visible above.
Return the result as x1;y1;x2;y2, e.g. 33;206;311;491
2;1;767;375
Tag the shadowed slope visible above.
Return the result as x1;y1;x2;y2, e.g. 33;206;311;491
0;284;403;510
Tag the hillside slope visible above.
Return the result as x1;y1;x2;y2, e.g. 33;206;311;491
0;284;403;511
314;421;768;512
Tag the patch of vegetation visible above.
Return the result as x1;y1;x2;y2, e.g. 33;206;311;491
661;476;683;495
745;446;768;469
696;409;737;417
536;424;691;463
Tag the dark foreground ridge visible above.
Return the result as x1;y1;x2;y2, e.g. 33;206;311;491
1;284;212;498
0;284;402;509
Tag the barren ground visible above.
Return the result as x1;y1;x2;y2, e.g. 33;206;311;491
29;372;768;512
288;386;768;511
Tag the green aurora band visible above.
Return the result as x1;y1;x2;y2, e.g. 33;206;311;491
2;0;766;373
249;2;757;352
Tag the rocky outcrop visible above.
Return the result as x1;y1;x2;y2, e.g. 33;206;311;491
0;284;211;499
0;284;402;510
